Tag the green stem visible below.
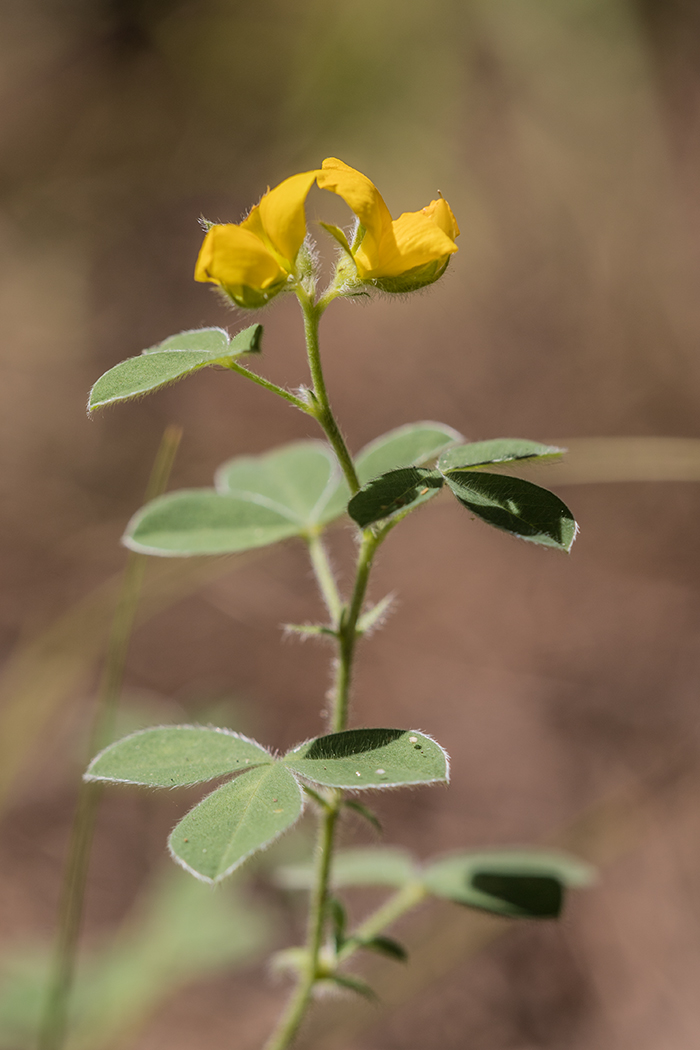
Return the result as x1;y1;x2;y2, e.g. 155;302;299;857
37;426;182;1050
332;529;379;733
305;532;342;625
263;801;340;1050
264;293;387;1050
338;881;427;964
226;360;312;414
297;293;360;495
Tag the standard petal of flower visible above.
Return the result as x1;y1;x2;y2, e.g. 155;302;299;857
357;210;458;278
257;170;319;270
316;158;393;255
194;224;286;290
422;198;460;241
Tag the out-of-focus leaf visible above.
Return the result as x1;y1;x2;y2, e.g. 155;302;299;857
328;898;348;953
356;422;463;481
123;490;301;556
358;936;408;962
422;850;595;919
343;800;383;833
443;471;577;551
282;729;449;789
88;325;262;410
347;468;443;528
85;725;271;787
356;594;395;636
215;441;342;529
438;438;564;472
276;847;417;891
324;974;378;1001
169;764;303;882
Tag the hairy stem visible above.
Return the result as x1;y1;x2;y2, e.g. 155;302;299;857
226;360;313;414
263;800;340;1050
264;294;375;1050
37;426;182;1050
332;529;379;733
297;292;360;495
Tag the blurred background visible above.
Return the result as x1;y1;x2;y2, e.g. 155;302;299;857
3;0;700;1046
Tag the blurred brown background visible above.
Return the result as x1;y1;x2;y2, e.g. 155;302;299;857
3;0;700;1047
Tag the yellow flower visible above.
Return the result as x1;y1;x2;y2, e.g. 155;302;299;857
195;159;459;307
194;170;318;308
316;158;459;292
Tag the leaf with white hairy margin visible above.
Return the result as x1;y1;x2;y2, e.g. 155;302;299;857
282;728;449;789
85;725;272;787
169;764;304;883
88;324;262;410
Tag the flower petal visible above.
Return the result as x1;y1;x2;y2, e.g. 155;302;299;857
356;209;458;279
194;223;287;306
316;158;393;266
422;197;460;240
257;170;319;270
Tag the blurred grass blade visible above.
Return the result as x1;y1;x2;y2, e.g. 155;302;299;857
38;426;182;1050
0;866;270;1050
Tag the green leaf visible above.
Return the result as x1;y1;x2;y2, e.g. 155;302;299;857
357;422;463;482
443;472;577;551
325;974;378;1001
438;438;565;472
283;623;336;639
85;725;272;787
356;593;395;636
359;936;408;963
276;847;417;891
328;897;348;953
88;325;262;410
169;764;303;883
422;850;595;919
322;421;463;521
282;729;449;789
215;441;342;529
343;800;383;833
123;489;301;556
319;221;352;256
347;467;443;528
332;848;416;887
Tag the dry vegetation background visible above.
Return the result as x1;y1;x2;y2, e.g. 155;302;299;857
3;0;700;1047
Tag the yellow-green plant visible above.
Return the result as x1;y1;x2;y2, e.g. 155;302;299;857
45;159;593;1050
